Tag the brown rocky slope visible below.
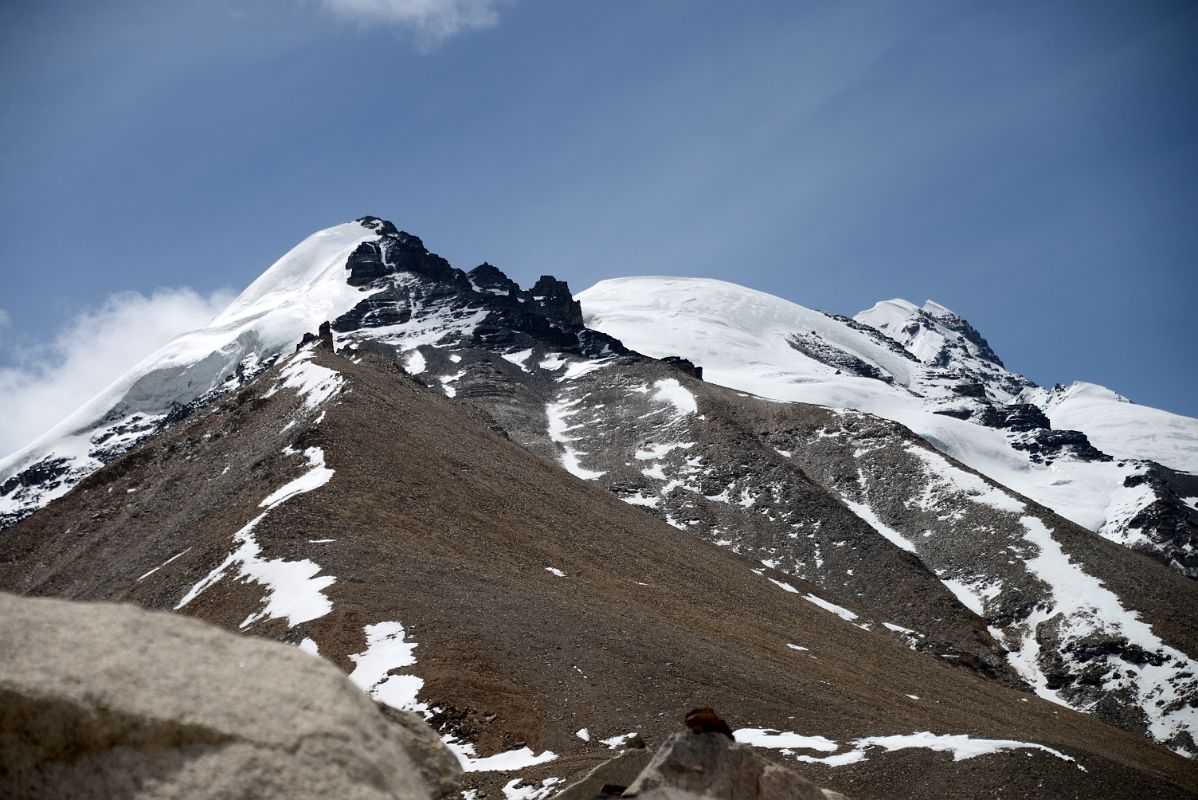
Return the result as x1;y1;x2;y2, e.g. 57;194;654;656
1;347;1195;799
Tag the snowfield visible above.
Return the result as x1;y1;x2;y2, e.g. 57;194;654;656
175;444;337;629
1026;381;1198;474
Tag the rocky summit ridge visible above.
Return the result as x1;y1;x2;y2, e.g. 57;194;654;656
2;216;1198;799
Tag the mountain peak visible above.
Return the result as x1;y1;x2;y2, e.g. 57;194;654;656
921;299;956;317
855;296;1028;399
0;219;624;529
356;215;399;237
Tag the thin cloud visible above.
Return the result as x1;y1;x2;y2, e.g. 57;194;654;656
320;0;504;45
0;288;234;458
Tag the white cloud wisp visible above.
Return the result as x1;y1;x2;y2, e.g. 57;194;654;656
320;0;503;44
0;288;233;458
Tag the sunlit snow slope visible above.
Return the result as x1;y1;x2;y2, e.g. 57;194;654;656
0;222;382;521
1023;382;1198;475
577;277;1194;541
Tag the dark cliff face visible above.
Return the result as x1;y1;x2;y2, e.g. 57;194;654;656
468;262;519;295
334;217;627;358
345;229;470;289
1119;467;1198;579
923;310;1007;369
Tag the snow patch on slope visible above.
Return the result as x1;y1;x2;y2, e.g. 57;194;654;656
451;746;558;773
174;447;336;628
343;610;560;774
502;349;534;372
349;621;426;713
734;727;1081;769
802;593;859;623
260;447;335;509
904;444;1026;514
651;378;697;416
546;398;605;480
502;777;563;800
939;577;1001;617
736;729;838;752
841;496;917;554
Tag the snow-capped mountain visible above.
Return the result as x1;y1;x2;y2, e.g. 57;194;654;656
0;221;381;527
2;217;1198;774
0;217;621;529
578;277;1198;578
858;298;1198;476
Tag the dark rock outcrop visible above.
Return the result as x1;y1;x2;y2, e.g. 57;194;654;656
345;241;390;287
662;356;703;380
938;402;1052;434
788;333;891;383
979;403;1051;432
684;708;734;739
1115;467;1198;578
821;313;921;363
296;321;336;353
0;458;74;529
929;308;1007;368
335;218;632;360
468;262;520;295
529;275;585;328
1010;428;1112;464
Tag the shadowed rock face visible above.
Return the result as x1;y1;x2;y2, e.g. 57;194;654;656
469;262;519;295
330;220;627;358
0;591;461;800
1104;466;1198;577
295;321;336;353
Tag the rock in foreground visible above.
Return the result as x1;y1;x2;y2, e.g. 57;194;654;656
0;592;461;800
554;727;847;800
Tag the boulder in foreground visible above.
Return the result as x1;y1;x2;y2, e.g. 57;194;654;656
0;592;461;800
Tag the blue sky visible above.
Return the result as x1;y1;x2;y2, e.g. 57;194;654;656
1;0;1195;440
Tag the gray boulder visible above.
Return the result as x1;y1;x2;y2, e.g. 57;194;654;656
623;732;845;800
551;744;656;800
0;592;461;800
